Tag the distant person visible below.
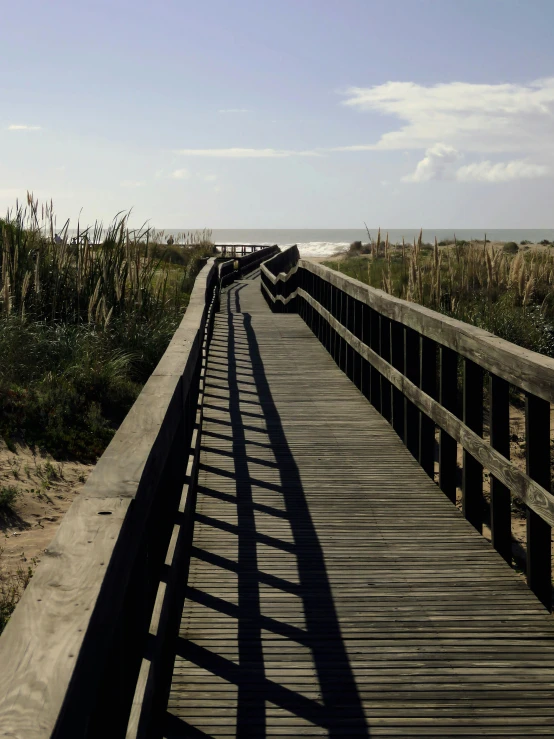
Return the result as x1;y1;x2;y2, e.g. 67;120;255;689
54;233;62;244
166;235;175;246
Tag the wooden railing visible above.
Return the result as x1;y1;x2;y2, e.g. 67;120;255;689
262;246;554;610
216;243;279;257
218;245;280;289
0;248;280;739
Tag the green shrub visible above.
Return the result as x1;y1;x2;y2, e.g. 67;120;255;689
0;198;214;462
347;241;371;256
0;313;185;460
0;486;18;514
503;242;519;253
520;240;532;245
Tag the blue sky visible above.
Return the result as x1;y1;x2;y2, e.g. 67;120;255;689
1;0;554;229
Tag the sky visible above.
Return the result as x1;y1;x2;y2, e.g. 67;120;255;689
1;0;554;229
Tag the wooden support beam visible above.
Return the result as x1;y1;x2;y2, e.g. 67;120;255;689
462;359;484;532
490;374;512;564
525;392;552;610
439;346;458;503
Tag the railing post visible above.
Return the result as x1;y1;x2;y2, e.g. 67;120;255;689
525;392;552;610
299;266;306;321
323;280;331;351
369;309;381;412
361;303;371;399
353;299;363;390
390;321;405;439
419;337;436;478
330;283;337;363
404;328;420;458
345;294;354;381
490;375;512;564
380;316;392;423
439;347;458;503
315;275;322;338
462;359;484;532
338;288;346;373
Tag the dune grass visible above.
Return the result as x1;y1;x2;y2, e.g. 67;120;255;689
325;231;554;357
0;195;218;633
0;194;215;459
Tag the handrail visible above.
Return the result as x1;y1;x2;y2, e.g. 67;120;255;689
261;247;554;610
0;260;223;738
219;245;280;288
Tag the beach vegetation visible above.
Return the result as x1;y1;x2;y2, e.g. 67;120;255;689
0;486;18;515
0;193;215;460
326;230;554;357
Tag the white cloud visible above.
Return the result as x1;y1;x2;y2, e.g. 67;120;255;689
8;124;41;131
456;159;550;182
203;174;218;182
341;78;554;154
176;147;321;158
403;143;460;182
171;168;190;179
340;78;554;183
218;108;250;113
120;180;145;188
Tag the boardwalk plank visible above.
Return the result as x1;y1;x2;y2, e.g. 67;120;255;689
165;276;554;738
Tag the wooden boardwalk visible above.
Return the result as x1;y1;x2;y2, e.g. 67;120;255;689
165;274;554;737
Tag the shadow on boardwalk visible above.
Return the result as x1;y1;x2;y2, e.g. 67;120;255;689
165;283;369;737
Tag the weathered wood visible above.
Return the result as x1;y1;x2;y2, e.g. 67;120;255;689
490;375;512;564
525;393;552;610
168;274;554;737
297;289;554;530
390;321;405;439
221;246;279;289
439;347;458;503
462;359;484;532
300;258;554;405
264;251;554;612
380;315;392;423
0;259;221;738
361;303;371;400
404;328;421;459
370;307;381;413
420;336;437;479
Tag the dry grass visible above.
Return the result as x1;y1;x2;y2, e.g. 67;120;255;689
0;551;33;633
328;231;554;357
1;193;214;325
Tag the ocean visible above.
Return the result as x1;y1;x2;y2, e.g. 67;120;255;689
67;227;554;258
204;229;554;258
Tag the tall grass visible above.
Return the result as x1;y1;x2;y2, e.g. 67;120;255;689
1;194;213;324
326;231;554;357
0;194;215;458
0;196;215;633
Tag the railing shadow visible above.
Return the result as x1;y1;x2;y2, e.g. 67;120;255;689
164;282;369;737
